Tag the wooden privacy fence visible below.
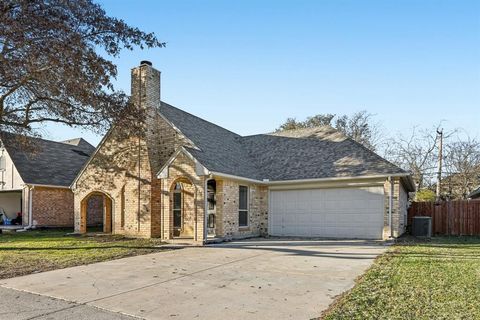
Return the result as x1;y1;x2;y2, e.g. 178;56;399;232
408;200;480;236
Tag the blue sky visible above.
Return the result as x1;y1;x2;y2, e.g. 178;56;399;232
44;0;480;146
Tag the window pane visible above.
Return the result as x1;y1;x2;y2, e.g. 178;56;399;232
208;214;216;228
239;186;248;210
173;192;181;210
208;191;215;210
239;210;248;227
174;210;182;228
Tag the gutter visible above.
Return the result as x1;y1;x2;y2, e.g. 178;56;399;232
209;171;266;184
268;173;412;185
209;172;412;186
26;183;70;189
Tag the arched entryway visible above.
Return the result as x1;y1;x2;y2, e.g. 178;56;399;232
80;192;113;234
169;178;196;239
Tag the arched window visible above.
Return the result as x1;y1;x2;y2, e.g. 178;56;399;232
174;182;183;191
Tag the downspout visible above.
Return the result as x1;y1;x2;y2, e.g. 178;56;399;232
389;176;394;238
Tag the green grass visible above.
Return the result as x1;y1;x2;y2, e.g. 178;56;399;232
0;229;167;279
322;237;480;320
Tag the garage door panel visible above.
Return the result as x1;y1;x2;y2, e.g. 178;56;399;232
270;187;385;239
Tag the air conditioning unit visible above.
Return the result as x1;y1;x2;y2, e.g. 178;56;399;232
412;216;432;238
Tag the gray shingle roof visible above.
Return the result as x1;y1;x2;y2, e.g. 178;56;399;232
157;103;407;182
159;102;262;179
242;127;406;181
0;132;95;187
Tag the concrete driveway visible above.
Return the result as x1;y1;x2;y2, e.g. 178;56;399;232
0;239;386;320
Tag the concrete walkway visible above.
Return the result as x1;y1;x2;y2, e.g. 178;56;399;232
0;239;386;320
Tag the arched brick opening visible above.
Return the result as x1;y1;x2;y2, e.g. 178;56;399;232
80;192;113;234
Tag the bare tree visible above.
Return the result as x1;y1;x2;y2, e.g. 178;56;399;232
334;111;382;151
276;118;305;131
383;126;438;190
0;0;165;137
276;110;382;151
443;136;480;199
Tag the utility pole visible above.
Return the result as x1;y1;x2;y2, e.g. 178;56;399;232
435;128;443;202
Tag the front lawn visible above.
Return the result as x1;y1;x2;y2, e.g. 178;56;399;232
0;229;167;279
322;237;480;320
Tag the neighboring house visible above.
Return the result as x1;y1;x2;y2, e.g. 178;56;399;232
72;61;415;242
0;133;97;228
469;187;480;199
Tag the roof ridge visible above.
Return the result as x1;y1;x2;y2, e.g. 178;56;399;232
160;101;241;137
0;132;90;149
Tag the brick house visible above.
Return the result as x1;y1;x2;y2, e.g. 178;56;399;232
0;133;100;228
72;61;415;243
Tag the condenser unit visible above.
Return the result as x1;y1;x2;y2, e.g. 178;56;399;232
412;216;432;238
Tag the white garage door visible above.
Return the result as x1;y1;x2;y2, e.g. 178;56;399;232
269;187;385;239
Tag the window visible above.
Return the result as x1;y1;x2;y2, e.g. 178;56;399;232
173;184;182;229
239;186;248;227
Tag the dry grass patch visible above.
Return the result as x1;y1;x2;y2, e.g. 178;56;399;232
0;229;167;279
321;237;480;320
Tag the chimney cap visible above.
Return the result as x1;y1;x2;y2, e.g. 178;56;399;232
140;60;152;66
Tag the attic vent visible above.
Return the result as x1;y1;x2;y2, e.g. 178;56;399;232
71;149;89;157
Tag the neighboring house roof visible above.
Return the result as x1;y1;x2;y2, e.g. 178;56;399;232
469;187;480;199
0;132;95;187
157;102;411;187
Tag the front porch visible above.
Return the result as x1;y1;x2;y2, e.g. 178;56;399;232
161;176;221;243
159;149;229;244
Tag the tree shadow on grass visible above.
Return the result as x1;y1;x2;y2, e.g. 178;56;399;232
0;246;168;251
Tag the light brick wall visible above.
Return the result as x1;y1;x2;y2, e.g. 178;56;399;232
73;63;194;238
31;187;74;227
383;177;406;238
215;179;268;240
398;183;409;232
73;130;153;237
74;64;175;237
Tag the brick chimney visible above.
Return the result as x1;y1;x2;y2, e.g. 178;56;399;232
131;60;160;110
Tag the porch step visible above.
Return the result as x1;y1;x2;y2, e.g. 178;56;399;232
205;237;224;244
